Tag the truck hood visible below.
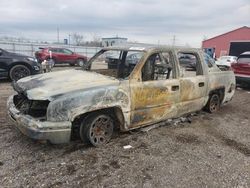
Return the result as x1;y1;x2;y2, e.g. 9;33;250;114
14;69;119;100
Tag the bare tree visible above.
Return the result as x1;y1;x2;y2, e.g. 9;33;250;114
92;34;101;43
88;34;102;47
72;33;85;46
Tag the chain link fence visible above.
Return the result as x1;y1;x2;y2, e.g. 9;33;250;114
0;41;101;58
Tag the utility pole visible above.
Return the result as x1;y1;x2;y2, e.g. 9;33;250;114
172;35;176;47
68;34;71;46
57;27;60;44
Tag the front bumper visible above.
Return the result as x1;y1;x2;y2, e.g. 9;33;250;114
7;95;72;144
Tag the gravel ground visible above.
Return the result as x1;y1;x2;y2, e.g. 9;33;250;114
0;66;250;188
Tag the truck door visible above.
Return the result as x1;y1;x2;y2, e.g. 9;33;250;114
130;51;180;128
177;51;208;115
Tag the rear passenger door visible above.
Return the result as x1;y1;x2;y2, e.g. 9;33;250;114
177;50;208;115
130;51;180;128
62;49;75;63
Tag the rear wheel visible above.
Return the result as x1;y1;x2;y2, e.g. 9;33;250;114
77;59;87;67
205;93;220;113
80;113;114;147
9;65;31;81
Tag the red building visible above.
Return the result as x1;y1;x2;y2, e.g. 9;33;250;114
202;26;250;58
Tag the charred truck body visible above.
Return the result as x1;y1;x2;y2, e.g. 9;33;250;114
7;46;235;146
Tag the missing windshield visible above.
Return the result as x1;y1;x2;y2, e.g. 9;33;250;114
89;50;144;79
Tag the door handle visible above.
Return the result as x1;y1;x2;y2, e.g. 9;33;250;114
199;82;205;87
171;85;179;91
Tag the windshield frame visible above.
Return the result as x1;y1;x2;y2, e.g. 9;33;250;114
86;49;146;80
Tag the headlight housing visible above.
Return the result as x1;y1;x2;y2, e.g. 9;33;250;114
26;57;37;62
13;94;49;119
33;65;40;71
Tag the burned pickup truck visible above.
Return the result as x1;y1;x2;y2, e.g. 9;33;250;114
7;46;235;146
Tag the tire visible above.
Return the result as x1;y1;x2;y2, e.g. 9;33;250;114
9;65;31;81
205;93;220;113
77;59;86;67
80;113;114;147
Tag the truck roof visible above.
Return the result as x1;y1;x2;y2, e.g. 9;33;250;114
103;45;201;52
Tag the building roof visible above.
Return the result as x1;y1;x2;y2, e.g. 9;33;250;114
203;26;250;42
101;37;128;40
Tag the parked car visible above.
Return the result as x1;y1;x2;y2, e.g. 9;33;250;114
7;46;235;147
105;52;120;69
0;48;41;81
35;47;87;66
216;56;237;68
231;51;250;86
105;52;142;69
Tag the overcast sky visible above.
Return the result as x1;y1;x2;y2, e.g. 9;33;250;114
0;0;249;47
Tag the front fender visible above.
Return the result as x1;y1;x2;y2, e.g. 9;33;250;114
46;87;130;122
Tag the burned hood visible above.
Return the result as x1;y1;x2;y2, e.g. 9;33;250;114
14;69;119;100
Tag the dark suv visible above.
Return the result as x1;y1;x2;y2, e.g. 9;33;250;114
0;48;41;81
231;51;250;87
35;47;87;66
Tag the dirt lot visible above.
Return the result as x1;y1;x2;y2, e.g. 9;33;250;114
0;67;250;188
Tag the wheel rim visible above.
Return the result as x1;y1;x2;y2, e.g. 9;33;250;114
12;67;30;80
78;60;84;67
210;95;220;112
89;115;113;146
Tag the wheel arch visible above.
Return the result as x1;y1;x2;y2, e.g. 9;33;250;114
8;61;32;72
77;57;86;61
208;86;225;103
71;106;125;140
8;62;33;79
76;57;87;64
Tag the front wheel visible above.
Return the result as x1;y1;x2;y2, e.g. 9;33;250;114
9;65;31;81
205;93;220;113
80;113;114;147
